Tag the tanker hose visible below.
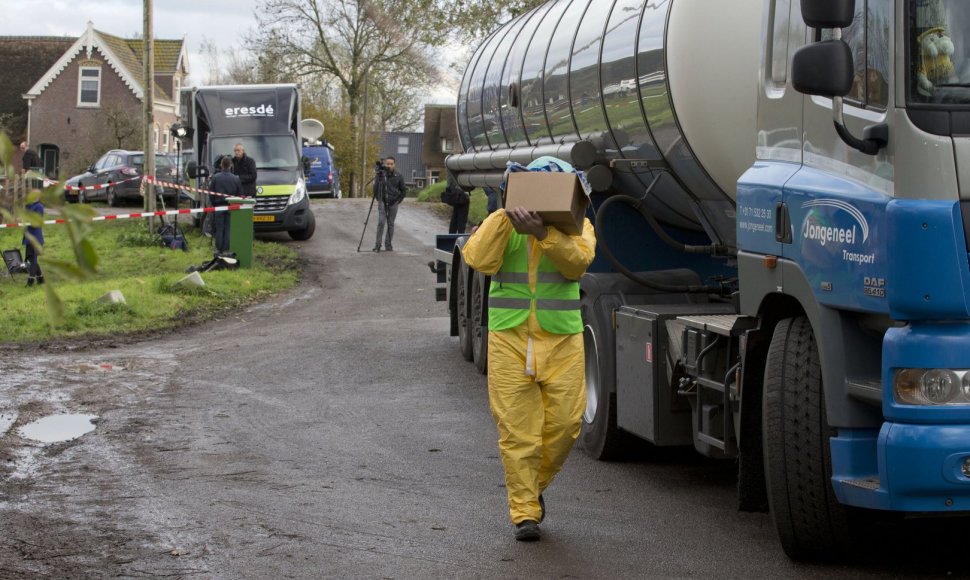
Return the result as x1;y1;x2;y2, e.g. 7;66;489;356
594;192;718;294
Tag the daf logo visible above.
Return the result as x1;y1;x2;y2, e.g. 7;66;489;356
256;186;263;194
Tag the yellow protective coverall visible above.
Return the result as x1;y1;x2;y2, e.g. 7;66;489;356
462;209;596;524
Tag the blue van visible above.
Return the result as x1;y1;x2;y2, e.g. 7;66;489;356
302;143;341;198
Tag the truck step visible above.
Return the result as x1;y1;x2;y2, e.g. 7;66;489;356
841;477;881;490
676;314;757;337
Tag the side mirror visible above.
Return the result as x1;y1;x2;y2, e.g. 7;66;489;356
86;165;96;173
792;40;853;98
801;0;855;29
302;156;311;176
793;4;886;156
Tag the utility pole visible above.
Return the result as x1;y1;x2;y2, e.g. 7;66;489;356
143;0;155;216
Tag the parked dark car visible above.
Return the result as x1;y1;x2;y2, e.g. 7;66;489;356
64;150;179;206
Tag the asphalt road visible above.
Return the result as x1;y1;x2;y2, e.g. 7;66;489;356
0;199;965;578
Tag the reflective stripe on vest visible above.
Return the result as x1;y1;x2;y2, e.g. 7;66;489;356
488;232;582;334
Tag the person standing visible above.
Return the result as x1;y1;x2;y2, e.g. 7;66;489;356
485;186;500;215
461;163;596;542
231;143;258;197
373;156;407;252
209;156;243;255
443;176;470;234
20;141;40;174
22;198;44;287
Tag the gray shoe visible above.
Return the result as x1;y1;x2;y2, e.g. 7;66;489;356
514;520;540;542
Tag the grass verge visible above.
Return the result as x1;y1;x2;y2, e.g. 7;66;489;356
0;220;300;344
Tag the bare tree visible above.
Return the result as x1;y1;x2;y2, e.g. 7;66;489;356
256;0;444;195
98;106;143;150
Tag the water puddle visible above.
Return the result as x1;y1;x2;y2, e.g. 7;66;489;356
0;412;16;436
18;414;98;444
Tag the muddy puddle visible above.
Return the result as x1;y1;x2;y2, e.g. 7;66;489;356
18;414;98;444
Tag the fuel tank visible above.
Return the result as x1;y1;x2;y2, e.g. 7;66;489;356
452;0;763;243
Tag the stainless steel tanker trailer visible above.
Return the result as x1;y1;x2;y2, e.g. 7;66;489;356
430;0;970;560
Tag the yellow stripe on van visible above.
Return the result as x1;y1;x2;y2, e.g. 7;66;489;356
256;185;294;196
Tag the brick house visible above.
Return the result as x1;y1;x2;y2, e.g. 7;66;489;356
422;104;459;186
9;22;188;177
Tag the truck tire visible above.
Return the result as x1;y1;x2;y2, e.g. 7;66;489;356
580;319;630;460
471;271;488;374
289;210;316;241
457;260;473;361
763;316;850;561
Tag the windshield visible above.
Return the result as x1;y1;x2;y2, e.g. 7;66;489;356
908;0;970;106
131;154;174;167
211;136;299;171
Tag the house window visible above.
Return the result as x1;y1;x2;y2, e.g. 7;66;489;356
78;66;101;107
397;136;409;155
163;124;170;151
441;137;456;153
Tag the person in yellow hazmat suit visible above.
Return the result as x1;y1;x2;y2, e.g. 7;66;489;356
461;168;596;542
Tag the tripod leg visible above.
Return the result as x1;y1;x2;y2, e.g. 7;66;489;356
356;193;378;252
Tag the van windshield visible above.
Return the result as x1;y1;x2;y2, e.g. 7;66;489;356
907;0;970;106
211;136;299;171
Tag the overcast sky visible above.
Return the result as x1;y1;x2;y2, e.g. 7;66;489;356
0;0;459;103
0;0;260;85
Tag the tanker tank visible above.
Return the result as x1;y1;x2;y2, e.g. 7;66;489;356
449;0;763;247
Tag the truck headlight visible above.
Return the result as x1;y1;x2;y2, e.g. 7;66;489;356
894;368;970;405
288;178;306;205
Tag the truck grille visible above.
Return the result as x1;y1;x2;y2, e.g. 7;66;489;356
255;196;288;213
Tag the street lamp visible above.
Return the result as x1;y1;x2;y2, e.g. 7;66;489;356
169;123;194;235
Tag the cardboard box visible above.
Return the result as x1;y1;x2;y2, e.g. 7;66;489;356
504;171;588;235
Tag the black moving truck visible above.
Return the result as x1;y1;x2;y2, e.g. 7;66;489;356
185;84;315;240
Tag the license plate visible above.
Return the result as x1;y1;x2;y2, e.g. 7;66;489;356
253;215;275;222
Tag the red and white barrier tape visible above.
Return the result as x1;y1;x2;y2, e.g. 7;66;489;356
143;176;251;200
0;204;245;230
42;175;144;192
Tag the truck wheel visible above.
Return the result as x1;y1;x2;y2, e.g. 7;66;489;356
471;272;488;374
289;211;316;241
763;316;850;561
580;320;630;460
457;261;473;361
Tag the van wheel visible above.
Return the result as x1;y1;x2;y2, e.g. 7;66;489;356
763;316;851;561
471;272;488;374
457;261;473;361
289;211;316;241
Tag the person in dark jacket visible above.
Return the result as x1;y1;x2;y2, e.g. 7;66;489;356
22;199;44;287
231;143;258;197
20;141;40;173
209;156;243;254
443;175;470;234
372;156;407;252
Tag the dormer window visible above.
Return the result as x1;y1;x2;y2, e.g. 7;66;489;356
78;66;101;107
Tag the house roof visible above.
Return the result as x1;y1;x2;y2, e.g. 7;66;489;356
0;36;76;139
24;23;187;104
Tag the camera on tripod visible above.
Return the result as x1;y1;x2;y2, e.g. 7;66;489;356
374;159;388;174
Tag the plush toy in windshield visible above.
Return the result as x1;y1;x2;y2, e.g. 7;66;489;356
917;26;957;96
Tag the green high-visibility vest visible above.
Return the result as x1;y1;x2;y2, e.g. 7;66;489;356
488;232;582;334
